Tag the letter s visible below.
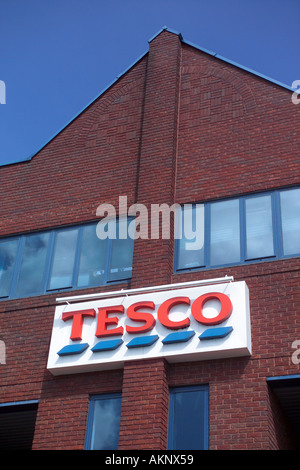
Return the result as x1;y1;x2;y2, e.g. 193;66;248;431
126;301;156;334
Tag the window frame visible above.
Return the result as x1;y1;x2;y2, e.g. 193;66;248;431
243;193;276;261
168;385;209;450
278;187;300;256
174;187;300;273
209;196;241;267
84;393;122;451
46;226;81;292
0;237;21;298
0;218;134;301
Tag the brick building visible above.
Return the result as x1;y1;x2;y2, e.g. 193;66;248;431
0;27;299;450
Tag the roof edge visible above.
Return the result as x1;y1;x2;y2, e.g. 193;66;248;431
148;26;183;43
1;26;296;167
149;27;295;93
182;38;295;93
0;49;148;168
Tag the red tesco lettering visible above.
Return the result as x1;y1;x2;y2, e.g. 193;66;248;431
63;292;233;341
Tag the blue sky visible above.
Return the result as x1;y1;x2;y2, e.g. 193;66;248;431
0;0;299;166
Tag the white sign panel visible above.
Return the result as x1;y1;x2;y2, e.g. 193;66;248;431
47;281;251;375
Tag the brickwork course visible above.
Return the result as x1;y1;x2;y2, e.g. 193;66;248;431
0;27;299;450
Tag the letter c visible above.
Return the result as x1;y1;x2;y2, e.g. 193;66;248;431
158;296;190;330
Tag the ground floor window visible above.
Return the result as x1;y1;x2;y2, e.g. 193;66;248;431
168;385;209;450
267;374;300;444
85;393;122;450
0;400;38;450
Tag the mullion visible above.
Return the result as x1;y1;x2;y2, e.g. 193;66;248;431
72;226;84;288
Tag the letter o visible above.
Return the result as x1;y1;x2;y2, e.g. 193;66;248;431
191;292;232;325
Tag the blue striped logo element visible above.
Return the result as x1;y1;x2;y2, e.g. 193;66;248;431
199;326;233;340
57;343;89;356
162;330;195;344
57;327;234;356
126;335;159;349
91;339;123;352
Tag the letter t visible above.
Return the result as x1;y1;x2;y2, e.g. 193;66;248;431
62;309;96;341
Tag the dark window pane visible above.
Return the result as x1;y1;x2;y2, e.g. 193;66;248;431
89;396;121;450
108;220;134;281
169;387;208;450
49;229;78;290
77;224;107;287
176;205;205;270
0;239;18;297
245;195;274;259
0;402;38;450
15;233;49;297
210;199;240;266
280;188;300;255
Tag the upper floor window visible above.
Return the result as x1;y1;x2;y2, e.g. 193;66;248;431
0;219;134;300
175;187;300;272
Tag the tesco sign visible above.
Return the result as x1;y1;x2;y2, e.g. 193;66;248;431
47;280;251;375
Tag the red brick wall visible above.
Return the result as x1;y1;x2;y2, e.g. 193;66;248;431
119;359;169;450
32;368;123;450
0;56;147;237
0;29;299;450
131;31;181;288
176;43;300;204
170;262;300;449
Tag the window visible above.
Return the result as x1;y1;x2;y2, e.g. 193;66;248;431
0;239;18;297
245;195;274;260
49;228;78;290
176;204;205;269
85;394;122;450
77;224;108;288
0;219;134;300
109;236;134;282
210;198;240;266
15;232;50;297
0;400;38;450
168;385;209;450
280;188;300;255
175;187;300;272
